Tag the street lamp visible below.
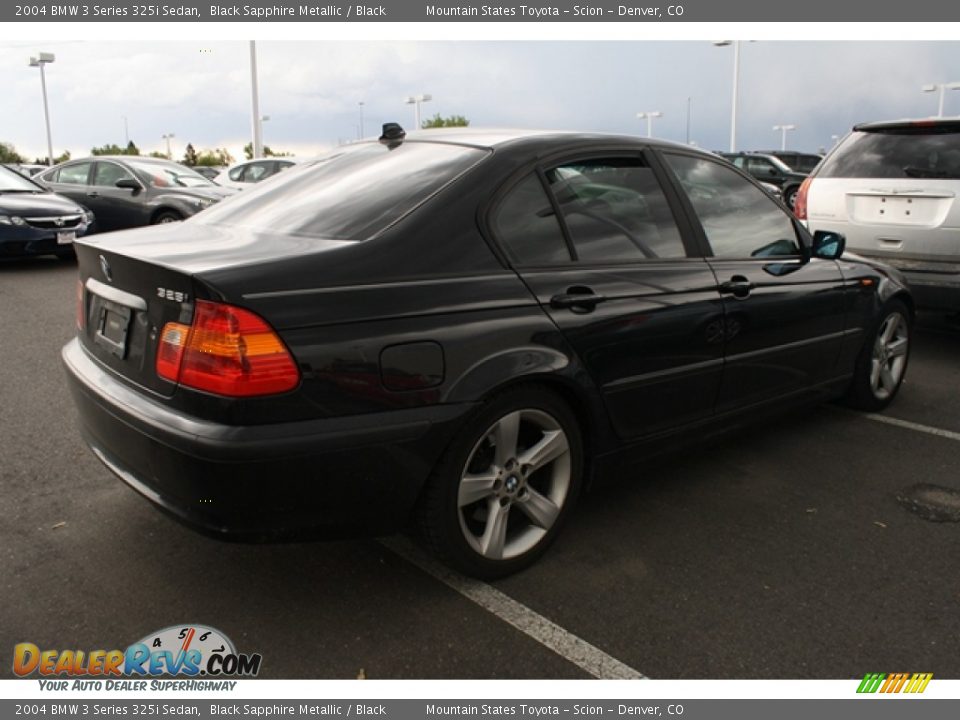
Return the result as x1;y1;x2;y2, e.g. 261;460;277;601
773;124;797;151
405;94;432;129
921;82;960;118
161;133;175;159
636;111;663;138
713;40;748;152
358;101;365;139
249;41;263;159
260;115;270;147
28;52;55;166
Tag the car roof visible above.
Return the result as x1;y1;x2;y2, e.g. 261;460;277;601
358;127;701;154
853;117;960;132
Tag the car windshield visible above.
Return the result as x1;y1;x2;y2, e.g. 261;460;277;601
789;156;822;174
0;164;45;193
194;141;489;241
820;128;960;179
124;160;216;188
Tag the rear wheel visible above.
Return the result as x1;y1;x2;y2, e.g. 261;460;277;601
784;185;799;210
152;210;183;224
418;387;583;579
845;299;911;411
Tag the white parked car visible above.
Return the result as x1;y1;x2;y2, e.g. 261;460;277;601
215;158;298;190
797;118;960;311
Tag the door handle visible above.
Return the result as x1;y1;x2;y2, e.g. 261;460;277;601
550;286;608;312
86;191;100;198
719;276;754;299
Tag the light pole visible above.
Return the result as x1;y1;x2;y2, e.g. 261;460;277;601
773;124;797;151
162;133;175;159
714;40;746;152
260;115;270;148
636;111;663;138
405;94;432;129
249;41;263;159
123;116;130;146
921;82;960;118
685;97;691;145
28;52;56;166
358;101;365;139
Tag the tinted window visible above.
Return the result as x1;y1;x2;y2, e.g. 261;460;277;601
493;173;570;265
57;163;92;186
546;159;686;262
821;128;960;179
93;162;135;187
665;154;801;258
195;141;488;241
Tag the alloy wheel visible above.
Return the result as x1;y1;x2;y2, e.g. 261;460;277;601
870;311;909;400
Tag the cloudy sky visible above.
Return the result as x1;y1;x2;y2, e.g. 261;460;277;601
2;39;959;163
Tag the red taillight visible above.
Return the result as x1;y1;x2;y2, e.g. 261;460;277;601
76;280;85;330
156;300;300;397
794;176;812;220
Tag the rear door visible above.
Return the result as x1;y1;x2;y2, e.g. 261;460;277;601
661;151;847;412
490;151;725;441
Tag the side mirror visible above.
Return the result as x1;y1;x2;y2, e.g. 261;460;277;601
115;178;142;193
812;230;845;260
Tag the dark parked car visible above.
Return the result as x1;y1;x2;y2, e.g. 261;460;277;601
761;151;823;175
0;163;92;259
720;152;808;209
63;127;913;578
191;166;225;181
36;156;236;233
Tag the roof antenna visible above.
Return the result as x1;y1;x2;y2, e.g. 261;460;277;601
379;123;406;146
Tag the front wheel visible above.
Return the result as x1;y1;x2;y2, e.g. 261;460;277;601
845;299;911;411
417;387;583;579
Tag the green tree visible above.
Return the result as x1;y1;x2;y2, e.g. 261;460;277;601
147;151;168;159
0;142;25;164
182;143;199;167
243;142;290;160
33;150;70;165
422;113;470;129
91;142;140;156
195;148;234;167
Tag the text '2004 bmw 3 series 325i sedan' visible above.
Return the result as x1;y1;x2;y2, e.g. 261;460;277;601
63;126;914;578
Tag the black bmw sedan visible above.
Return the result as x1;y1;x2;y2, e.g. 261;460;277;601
0;163;93;259
63;127;913;578
36;156;236;233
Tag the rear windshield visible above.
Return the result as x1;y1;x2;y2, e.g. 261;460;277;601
194;141;489;241
819;128;960;179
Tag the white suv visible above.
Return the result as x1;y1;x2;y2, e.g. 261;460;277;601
797;118;960;311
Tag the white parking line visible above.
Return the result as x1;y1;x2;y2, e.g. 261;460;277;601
379;536;646;680
863;413;960;443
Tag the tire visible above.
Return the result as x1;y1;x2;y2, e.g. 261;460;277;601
784;185;799;210
845;299;911;411
417;386;583;579
152;210;183;225
54;247;76;261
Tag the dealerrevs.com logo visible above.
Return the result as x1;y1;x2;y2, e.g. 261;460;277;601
856;673;933;694
13;625;262;685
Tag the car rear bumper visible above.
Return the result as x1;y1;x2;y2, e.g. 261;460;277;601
62;337;475;540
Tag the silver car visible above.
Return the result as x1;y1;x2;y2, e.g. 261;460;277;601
798;118;960;311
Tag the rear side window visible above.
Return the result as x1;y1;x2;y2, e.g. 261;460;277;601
57;163;92;186
665;154;801;259
493;173;571;265
196;142;488;241
820;128;960;179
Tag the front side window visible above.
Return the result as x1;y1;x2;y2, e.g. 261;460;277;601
545;158;686;262
93;162;136;187
665;154;801;258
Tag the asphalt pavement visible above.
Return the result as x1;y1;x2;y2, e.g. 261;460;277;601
2;256;958;679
